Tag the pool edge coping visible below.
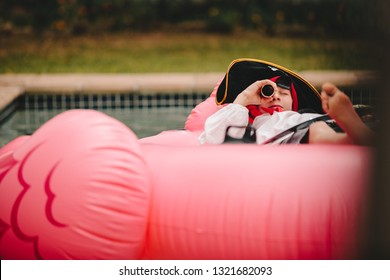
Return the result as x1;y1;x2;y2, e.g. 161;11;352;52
0;71;379;112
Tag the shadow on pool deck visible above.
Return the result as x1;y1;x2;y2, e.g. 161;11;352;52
0;71;379;112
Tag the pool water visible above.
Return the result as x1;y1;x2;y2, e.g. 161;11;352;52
0;106;193;147
0;91;210;147
0;86;378;148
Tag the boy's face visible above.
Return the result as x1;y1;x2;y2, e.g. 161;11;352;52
259;86;293;111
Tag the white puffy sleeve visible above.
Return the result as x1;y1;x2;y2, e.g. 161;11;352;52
199;104;249;144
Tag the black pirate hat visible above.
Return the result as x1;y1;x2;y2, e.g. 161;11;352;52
216;58;323;113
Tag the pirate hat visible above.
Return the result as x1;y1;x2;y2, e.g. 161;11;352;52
216;58;323;113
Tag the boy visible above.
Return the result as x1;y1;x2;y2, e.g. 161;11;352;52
199;78;374;145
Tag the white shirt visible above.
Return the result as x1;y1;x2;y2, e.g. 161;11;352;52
199;104;323;144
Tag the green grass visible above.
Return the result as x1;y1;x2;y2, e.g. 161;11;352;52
0;32;380;73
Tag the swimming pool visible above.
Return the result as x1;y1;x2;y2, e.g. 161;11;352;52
0;92;207;147
0;86;378;147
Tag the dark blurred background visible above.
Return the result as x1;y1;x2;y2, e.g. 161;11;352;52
0;0;384;38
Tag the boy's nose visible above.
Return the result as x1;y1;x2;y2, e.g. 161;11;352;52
271;91;281;100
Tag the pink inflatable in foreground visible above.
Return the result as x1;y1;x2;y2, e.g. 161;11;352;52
0;81;372;260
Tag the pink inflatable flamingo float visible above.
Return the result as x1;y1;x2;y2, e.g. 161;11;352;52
0;61;372;259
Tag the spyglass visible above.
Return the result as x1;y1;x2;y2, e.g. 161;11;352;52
260;84;274;98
